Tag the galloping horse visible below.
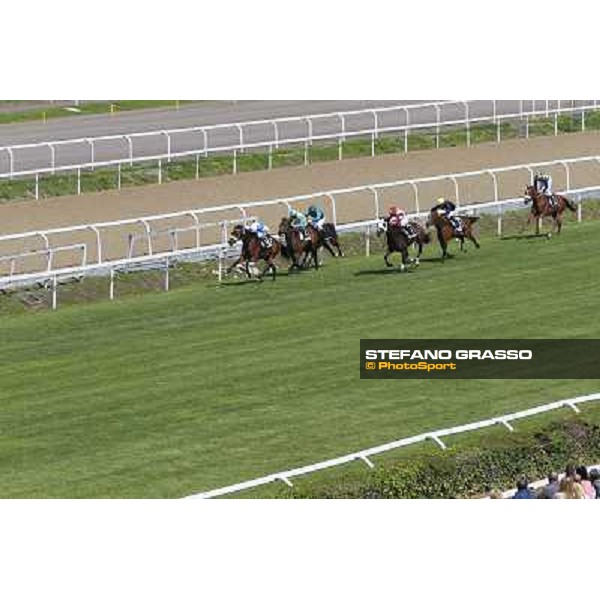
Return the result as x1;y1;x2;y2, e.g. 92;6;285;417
426;209;480;259
523;185;576;235
376;218;421;271
315;222;344;258
227;224;281;281
278;217;318;270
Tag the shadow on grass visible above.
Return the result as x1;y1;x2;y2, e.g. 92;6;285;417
501;233;552;241
354;266;418;276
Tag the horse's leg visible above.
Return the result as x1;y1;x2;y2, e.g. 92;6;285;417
226;255;242;274
322;239;336;257
384;250;393;267
399;247;409;272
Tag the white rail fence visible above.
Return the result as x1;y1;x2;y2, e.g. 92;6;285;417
2;152;600;288
184;393;600;498
0;101;598;197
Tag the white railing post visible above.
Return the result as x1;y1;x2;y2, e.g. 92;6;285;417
488;170;501;236
163;131;172;162
6;148;14;179
233;149;237;174
77;168;81;195
236;124;244;152
49;143;56;174
409;181;420;214
88;225;102;264
109;268;115;300
271;121;280;149
327;193;337;226
201;129;208;157
559;161;571;191
304;117;313;145
462;101;470;147
338;113;346;142
365;224;370;257
369;186;380;219
158;158;162;184
403;107;410;153
371;110;379;139
87;139;95;170
435;103;441;148
554;113;558;136
125;135;133;166
52;275;58;310
35;173;39;199
164;257;170;291
117;163;122;189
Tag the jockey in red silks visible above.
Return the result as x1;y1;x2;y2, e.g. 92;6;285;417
387;206;416;240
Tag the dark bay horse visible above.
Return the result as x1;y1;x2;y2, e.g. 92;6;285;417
227;224;281;281
376;219;420;271
524;185;576;235
278;217;318;270
426;209;480;260
316;222;344;258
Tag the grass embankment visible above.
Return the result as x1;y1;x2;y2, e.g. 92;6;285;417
0;217;599;497
0;100;189;125
1;111;599;202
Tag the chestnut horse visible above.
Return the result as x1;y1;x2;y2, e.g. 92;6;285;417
523;185;576;235
426;210;480;259
227;224;281;281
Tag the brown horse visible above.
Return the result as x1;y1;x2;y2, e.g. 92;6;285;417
278;217;318;270
523;185;576;235
426;209;480;259
227;224;281;281
376;218;422;271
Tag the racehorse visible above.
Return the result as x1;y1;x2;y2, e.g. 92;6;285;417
426;209;480;259
376;218;421;271
523;184;576;235
315;222;344;258
227;224;281;281
278;217;318;270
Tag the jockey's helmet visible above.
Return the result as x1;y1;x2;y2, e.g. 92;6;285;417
388;205;399;215
435;197;445;206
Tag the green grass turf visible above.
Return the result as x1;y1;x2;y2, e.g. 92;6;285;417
0;220;599;498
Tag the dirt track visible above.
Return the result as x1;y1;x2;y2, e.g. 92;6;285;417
0;131;599;265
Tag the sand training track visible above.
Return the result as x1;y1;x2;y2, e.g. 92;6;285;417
0;131;598;264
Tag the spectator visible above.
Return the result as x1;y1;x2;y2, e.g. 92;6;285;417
537;472;559;499
481;486;503;499
555;476;585;499
589;469;600;499
576;466;595;499
511;477;536;499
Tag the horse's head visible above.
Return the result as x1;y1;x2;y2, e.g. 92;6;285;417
375;218;388;237
228;224;244;246
524;185;536;205
278;217;290;236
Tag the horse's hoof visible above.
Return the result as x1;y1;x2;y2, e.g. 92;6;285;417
547;233;552;240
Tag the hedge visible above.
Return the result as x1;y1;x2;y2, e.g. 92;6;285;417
276;417;600;499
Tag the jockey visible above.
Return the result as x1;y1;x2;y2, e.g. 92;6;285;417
387;206;416;240
534;172;555;206
306;204;326;231
432;197;463;234
289;208;308;239
245;220;271;248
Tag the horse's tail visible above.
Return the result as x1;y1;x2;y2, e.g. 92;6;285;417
465;215;480;223
563;197;577;212
422;231;431;244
